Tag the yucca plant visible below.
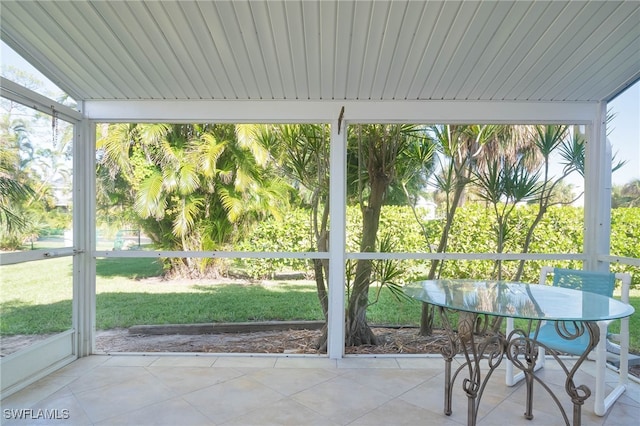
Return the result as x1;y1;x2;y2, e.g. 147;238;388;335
473;157;541;280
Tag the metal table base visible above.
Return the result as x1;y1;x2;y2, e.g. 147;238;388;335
438;307;599;426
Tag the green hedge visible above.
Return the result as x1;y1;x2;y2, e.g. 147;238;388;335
236;205;640;288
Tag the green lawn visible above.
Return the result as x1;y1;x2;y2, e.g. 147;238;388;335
1;256;639;353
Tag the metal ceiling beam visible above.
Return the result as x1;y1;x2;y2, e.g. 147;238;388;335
0;77;83;122
83;99;600;124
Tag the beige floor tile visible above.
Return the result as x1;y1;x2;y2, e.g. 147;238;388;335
149;355;217;367
273;356;336;369
349;398;459;426
94;396;212;426
507;379;605;425
395;355;444;370
480;398;568;425
212;356;277;368
102;355;159;367
624;380;640;403
340;368;433;398
246;367;338;396
72;372;175;423
182;375;284;424
337;357;399;369
222;398;340;426
481;373;524;399
292;375;393;424
147;366;244;394
398;375;447;414
603;399;640;425
2;387;91;426
614;386;640;407
65;366;151;394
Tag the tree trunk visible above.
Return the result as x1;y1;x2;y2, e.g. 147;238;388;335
515;204;547;281
344;176;387;347
313;258;329;320
345;290;378;346
420;169;467;335
316;323;329;353
314;199;330;328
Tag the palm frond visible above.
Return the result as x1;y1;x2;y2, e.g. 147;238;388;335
172;197;204;237
195;134;226;178
177;162;200;195
134;172;166;219
217;187;244;223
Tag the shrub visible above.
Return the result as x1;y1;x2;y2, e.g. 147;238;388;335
236;204;640;287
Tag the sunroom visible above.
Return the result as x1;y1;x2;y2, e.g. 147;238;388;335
1;1;639;423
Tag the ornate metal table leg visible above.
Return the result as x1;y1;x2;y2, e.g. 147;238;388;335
523;360;535;420
439;307;456;417
507;320;600;426
507;320;539;420
444;355;453;415
563;321;599;426
438;308;507;426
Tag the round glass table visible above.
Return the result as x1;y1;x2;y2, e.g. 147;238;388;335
404;279;634;426
404;279;633;321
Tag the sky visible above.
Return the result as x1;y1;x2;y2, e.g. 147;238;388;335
2;41;639;188
608;82;640;186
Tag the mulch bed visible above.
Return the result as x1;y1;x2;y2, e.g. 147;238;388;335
94;326;449;355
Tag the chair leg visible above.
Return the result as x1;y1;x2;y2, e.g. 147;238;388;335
594;325;607;416
506;317;519;386
594;319;629;416
618;317;630;387
506;363;524;386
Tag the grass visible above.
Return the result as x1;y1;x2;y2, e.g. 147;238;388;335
1;257;639;353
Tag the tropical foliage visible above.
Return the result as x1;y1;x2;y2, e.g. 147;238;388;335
96;123;291;277
0;91;72;249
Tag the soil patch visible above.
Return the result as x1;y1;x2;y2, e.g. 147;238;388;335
94;326;448;355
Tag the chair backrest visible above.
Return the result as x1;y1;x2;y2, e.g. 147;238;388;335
539;266;631;304
551;267;615;297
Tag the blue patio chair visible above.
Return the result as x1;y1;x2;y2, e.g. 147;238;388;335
505;266;632;416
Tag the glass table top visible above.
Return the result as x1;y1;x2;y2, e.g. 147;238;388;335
404;279;635;321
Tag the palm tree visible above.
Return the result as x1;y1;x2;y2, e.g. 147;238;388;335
0;112;34;238
97;123;290;277
0;171;33;234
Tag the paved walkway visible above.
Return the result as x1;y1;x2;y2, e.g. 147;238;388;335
2;354;639;425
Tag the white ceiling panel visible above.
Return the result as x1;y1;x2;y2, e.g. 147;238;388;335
1;0;638;103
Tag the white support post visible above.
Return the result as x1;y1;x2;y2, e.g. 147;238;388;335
73;117;96;357
583;102;611;272
327;114;347;359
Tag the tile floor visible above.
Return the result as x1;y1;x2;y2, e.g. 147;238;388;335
1;354;639;425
